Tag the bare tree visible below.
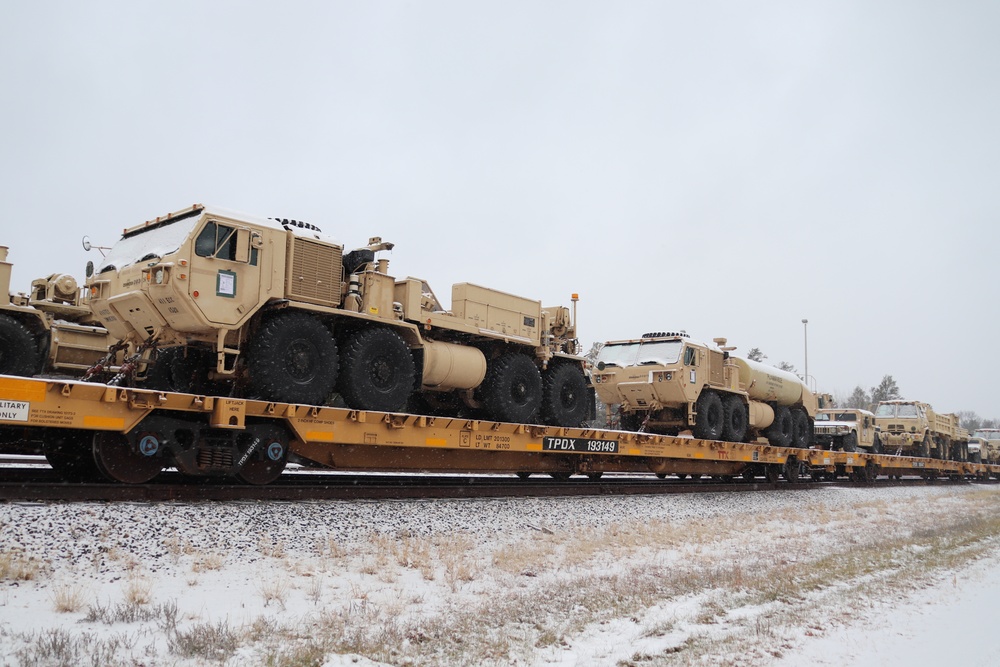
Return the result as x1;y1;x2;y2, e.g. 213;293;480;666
869;375;901;405
844;386;872;410
777;361;797;373
958;411;983;432
746;347;766;362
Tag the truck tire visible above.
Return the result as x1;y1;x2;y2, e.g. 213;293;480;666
693;391;724;441
721;394;748;442
916;435;930;458
480;353;542;424
841;431;858;452
619;410;645;432
540;362;589;427
871;434;883;454
791;409;811;449
247;312;339;406
0;314;41;377
338;328;415;413
766;406;793;447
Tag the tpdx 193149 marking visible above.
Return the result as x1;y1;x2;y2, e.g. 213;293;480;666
542;437;619;453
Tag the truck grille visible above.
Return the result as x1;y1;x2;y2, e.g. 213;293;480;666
287;238;343;307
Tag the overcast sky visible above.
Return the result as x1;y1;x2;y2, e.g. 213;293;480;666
2;1;998;417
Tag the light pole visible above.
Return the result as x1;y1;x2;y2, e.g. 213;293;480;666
801;319;809;386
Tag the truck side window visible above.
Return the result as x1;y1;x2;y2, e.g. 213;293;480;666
195;222;257;265
683;347;696;366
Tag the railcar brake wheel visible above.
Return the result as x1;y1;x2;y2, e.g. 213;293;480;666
92;431;163;484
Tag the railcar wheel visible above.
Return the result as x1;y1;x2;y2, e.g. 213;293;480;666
247;312;339;406
791;409;811;449
540;363;589;427
92;431;163;484
235;424;289;485
676;473;688;480
764;464;781;484
43;430;104;482
721;395;748;442
782;456;800;483
741;467;756;482
842;432;858;453
338;328;415;413
766;406;793;447
693;391;724;441
480;353;542;424
0;314;40;377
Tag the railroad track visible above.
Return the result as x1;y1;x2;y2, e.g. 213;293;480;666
0;465;974;502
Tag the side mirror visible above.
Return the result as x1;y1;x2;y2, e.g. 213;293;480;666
82;236;92;252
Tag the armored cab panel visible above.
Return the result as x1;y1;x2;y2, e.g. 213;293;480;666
285;236;343;308
450;283;541;344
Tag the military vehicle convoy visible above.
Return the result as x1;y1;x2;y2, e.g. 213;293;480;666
591;332;817;447
0;246;115;378
874;399;969;460
83;204;590;427
813;408;882;453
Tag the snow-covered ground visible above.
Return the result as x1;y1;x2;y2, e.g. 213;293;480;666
1;484;999;666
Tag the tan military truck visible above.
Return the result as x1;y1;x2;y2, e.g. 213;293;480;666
813;408;882;453
0;246;114;378
972;428;1000;464
591;332;817;447
874;400;969;460
84;204;590;426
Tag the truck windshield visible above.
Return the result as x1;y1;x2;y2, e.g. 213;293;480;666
597;340;684;367
974;430;1000;441
875;404;895;417
97;217;201;273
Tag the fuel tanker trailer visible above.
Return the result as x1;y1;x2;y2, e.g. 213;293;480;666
83;204;590;427
591;332;817;447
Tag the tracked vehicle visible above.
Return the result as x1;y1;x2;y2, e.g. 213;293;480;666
84;205;590;426
591;332;817;447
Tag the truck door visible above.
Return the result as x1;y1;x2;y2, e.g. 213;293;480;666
190;220;262;327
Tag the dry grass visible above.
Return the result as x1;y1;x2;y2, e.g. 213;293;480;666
0;549;41;581
51;583;87;613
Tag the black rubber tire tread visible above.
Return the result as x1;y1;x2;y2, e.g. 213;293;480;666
871;435;883;455
619;411;645;432
42;430;104;482
916;436;930;458
0;314;41;377
842;431;858;452
766;405;793;447
338;328;415;413
791;409;811;449
247;312;338;406
721;394;749;442
480;353;542;424
140;347;178;391
540;362;590;427
693;391;724;441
